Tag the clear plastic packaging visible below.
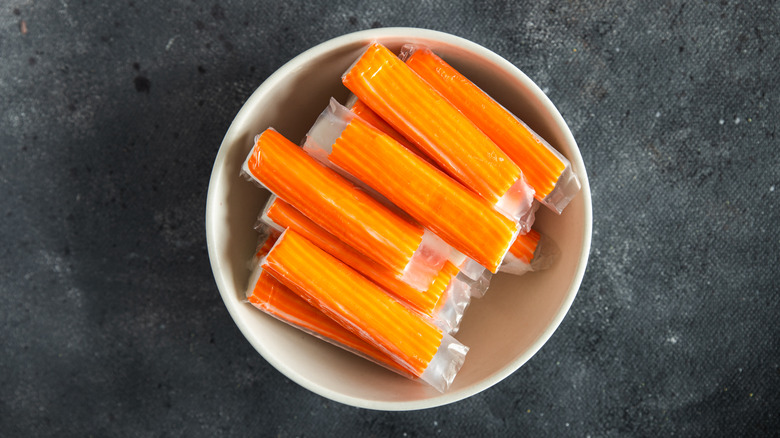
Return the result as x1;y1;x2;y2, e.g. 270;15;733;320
401;44;581;214
302;98;521;273
341;42;536;228
436;275;473;334
257;195;470;333
419;333;469;391
247;223;280;269
241;128;449;291
454;254;487;281
262;228;468;392
458;267;494;298
500;230;559;276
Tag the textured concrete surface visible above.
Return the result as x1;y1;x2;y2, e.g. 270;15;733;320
1;0;778;436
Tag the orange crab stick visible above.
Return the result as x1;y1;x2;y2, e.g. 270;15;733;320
246;267;412;377
260;196;471;332
262;229;468;391
242;128;450;291
501;229;558;275
303;100;520;273
346;95;432;163
342;42;535;227
255;228;280;258
508;229;542;265
403;45;581;214
248;226;281;268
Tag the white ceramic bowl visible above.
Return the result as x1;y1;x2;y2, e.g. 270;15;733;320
206;28;591;410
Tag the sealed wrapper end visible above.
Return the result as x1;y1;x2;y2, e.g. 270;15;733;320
261;196;465;331
543;164;582;215
247;223;281;269
244;264;414;379
419;333;469;391
304;98;521;273
500;229;541;275
501;230;559;275
455;254;487;281
242;128;448;291
257;194;284;234
426;259;471;334
402;44;582;214
456;261;494;298
342;42;536;227
435;274;473;334
262;229;468;392
496;176;536;234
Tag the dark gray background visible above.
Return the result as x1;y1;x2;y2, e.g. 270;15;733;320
2;0;778;436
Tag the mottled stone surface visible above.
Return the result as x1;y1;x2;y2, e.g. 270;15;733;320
1;1;778;436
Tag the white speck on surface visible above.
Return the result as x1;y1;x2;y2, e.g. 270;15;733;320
667;335;678;344
542;87;550;94
616;47;620;52
165;35;179;51
719;119;725;125
565;423;570;427
735;117;741;124
655;111;661;118
433;421;438;426
770;186;775;192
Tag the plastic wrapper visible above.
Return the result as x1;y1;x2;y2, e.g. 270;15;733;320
303;98;520;273
262;228;468;392
247;222;281;268
241;128;451;291
500;229;559;276
245;264;414;379
437;274;473;334
258;195;471;333
401;44;581;214
342;42;535;229
452;260;492;298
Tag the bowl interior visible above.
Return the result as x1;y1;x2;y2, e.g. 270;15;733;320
206;28;591;410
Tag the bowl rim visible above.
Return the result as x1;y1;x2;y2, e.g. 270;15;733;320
206;27;592;411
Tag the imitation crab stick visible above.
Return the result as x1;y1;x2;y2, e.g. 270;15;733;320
247;226;281;268
342;42;535;228
508;229;541;265
259;195;471;332
242;128;450;291
501;229;559;275
257;198;487;306
303;100;520;273
245;266;412;377
306;102;484;280
262;229;468;391
402;45;581;214
345;94;431;162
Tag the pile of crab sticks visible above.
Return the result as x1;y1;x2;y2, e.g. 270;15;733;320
240;43;581;392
